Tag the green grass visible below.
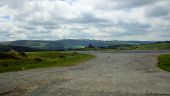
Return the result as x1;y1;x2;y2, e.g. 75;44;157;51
79;42;170;51
0;51;95;73
133;43;170;50
158;54;170;72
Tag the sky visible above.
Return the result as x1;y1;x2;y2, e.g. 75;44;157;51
0;0;170;41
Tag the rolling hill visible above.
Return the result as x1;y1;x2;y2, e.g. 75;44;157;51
0;44;42;52
0;39;155;51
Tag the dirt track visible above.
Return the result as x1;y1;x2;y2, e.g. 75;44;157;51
0;51;170;96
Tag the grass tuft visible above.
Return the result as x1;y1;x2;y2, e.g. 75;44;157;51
158;54;170;72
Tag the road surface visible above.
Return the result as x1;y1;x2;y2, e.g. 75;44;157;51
0;51;170;96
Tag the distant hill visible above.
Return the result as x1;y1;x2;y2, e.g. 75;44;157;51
0;39;155;51
0;44;42;52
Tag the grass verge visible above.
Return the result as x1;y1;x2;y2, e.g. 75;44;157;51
158;54;170;72
0;51;95;73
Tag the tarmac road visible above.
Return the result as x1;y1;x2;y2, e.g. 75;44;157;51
0;50;170;96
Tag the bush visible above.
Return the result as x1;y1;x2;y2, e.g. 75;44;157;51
71;52;79;56
0;52;20;59
33;58;44;62
1;64;9;67
18;52;28;58
58;55;66;58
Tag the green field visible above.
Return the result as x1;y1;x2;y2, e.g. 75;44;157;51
0;51;95;73
83;42;170;51
133;43;170;50
158;54;170;72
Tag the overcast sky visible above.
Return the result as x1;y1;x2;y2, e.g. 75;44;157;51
0;0;170;41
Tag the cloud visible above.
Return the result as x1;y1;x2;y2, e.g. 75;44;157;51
0;0;24;8
145;5;170;18
0;0;170;41
113;0;160;9
67;12;110;25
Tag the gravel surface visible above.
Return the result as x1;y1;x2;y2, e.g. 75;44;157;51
0;50;170;96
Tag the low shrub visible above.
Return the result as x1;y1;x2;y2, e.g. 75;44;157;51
58;55;66;58
18;52;28;58
33;57;44;62
0;52;20;59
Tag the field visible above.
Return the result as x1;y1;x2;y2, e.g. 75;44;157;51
81;42;170;51
132;42;170;50
0;51;95;73
158;54;170;72
108;42;170;50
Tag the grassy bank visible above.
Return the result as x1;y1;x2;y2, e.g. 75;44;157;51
158;54;170;72
132;43;170;50
0;51;95;73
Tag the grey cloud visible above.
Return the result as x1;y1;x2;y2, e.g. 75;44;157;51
95;19;150;30
121;25;150;34
43;25;60;29
0;0;24;8
68;13;109;24
102;0;164;10
94;0;155;11
114;0;158;9
113;20;150;35
69;27;88;31
164;15;170;20
146;6;170;18
23;24;60;31
25;12;110;29
22;25;36;30
65;31;93;39
0;32;11;37
115;20;150;28
23;30;59;40
99;20;151;37
30;20;58;26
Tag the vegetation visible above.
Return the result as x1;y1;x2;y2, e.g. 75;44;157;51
0;51;95;73
0;40;169;52
158;54;170;72
100;42;170;50
0;39;155;51
132;42;170;50
0;44;42;52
